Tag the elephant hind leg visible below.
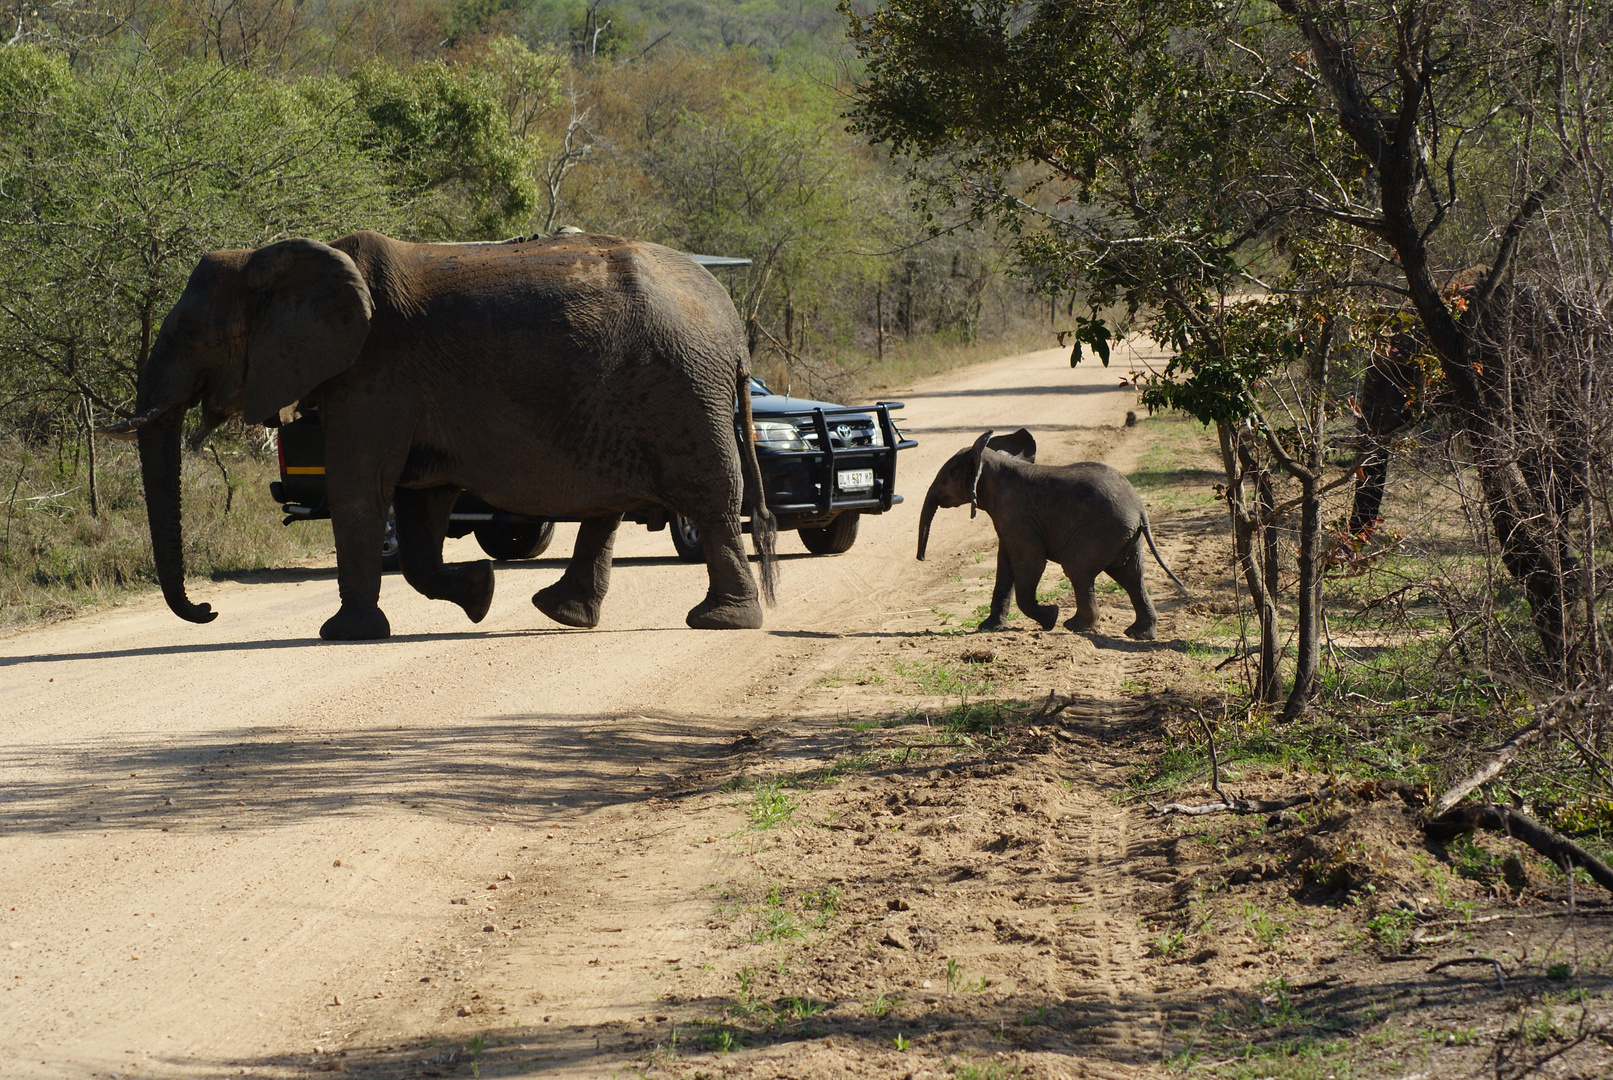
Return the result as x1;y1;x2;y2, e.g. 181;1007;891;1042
534;514;620;628
1107;544;1158;640
396;485;494;623
686;512;762;630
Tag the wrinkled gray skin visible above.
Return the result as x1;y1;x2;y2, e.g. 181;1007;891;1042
104;231;777;640
916;429;1187;639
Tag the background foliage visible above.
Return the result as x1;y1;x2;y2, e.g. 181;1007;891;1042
0;0;1045;623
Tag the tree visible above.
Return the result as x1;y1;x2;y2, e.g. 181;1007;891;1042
846;0;1613;701
845;0;1365;714
345;57;539;237
0;48;401;442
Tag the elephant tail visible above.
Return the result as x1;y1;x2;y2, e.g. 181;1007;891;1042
1138;510;1190;596
736;367;778;605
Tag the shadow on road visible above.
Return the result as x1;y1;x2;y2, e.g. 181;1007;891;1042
901;382;1124;400
0;707;787;836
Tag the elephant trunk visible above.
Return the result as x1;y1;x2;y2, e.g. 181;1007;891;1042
916;484;942;561
137;410;217;624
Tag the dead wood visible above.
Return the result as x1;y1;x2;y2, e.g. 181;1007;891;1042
1431;702;1579;816
1424;805;1613;895
1150;792;1314;817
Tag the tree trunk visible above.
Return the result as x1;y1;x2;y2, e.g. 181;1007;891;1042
1220;422;1280;702
1281;319;1333;722
1349;333;1420;534
83;395;99;519
1282;469;1321;721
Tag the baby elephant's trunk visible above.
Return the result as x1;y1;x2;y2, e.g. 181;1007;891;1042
915;484;943;560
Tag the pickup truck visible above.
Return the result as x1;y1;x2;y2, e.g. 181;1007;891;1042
270;376;916;566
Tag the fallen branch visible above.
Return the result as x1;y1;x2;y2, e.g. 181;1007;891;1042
1431;699;1582;816
1425;805;1613;896
1428;908;1613;928
1427;956;1507;991
1150;793;1314;817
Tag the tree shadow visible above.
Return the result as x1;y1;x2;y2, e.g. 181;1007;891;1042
0;707;789;837
902;382;1126;400
910;422;1106;440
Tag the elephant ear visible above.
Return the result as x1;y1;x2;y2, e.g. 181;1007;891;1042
987;428;1036;462
968;430;993;519
242;239;373;425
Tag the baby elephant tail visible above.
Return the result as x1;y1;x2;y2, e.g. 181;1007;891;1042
1138;510;1190;596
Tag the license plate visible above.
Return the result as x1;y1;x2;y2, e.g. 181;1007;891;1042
837;469;875;492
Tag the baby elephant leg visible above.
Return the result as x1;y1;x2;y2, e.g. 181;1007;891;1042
1061;568;1100;633
1107;543;1159;640
1012;554;1058;631
977;549;1016;631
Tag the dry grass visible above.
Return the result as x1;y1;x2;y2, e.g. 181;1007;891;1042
0;432;333;632
752;329;1054;403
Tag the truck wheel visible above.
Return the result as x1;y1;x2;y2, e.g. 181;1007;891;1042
670;515;705;563
800;512;859;555
474;521;556;561
381;506;400;572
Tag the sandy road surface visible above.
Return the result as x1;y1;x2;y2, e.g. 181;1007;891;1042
1;344;1152;1078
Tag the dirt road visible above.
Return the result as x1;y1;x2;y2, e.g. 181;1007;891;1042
1;345;1165;1078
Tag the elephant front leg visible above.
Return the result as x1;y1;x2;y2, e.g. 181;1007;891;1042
322;483;392;641
1011;554;1059;631
687;513;762;630
395;486;494;623
977;549;1015;631
534;514;621;628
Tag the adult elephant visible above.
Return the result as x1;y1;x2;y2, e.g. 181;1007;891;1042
102;231;777;639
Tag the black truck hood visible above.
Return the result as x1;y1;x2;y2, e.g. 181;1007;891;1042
749;392;867;416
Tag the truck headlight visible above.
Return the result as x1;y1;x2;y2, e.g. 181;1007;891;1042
753;421;809;450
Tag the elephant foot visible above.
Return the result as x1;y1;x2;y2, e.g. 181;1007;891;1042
1124;620;1158;641
1063;612;1098;634
977;616;1007;632
450;561;495;623
320;605;391;641
1029;604;1059;632
533;581;604;628
686;594;763;630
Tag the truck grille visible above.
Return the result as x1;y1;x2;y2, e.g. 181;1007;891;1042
794;417;879;448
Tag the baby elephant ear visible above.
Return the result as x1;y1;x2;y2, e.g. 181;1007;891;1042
987;427;1036;462
969;429;993;519
242;239;373;425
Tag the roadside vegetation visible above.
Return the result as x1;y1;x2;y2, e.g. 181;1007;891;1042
0;0;1047;630
607;415;1613;1078
7;0;1613;1072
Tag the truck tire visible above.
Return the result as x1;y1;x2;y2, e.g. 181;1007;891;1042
474;521;556;561
800;512;859;555
670;514;705;563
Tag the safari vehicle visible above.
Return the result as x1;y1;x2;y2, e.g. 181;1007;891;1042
269;376;916;565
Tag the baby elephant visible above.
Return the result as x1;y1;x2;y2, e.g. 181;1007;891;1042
917;429;1188;639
